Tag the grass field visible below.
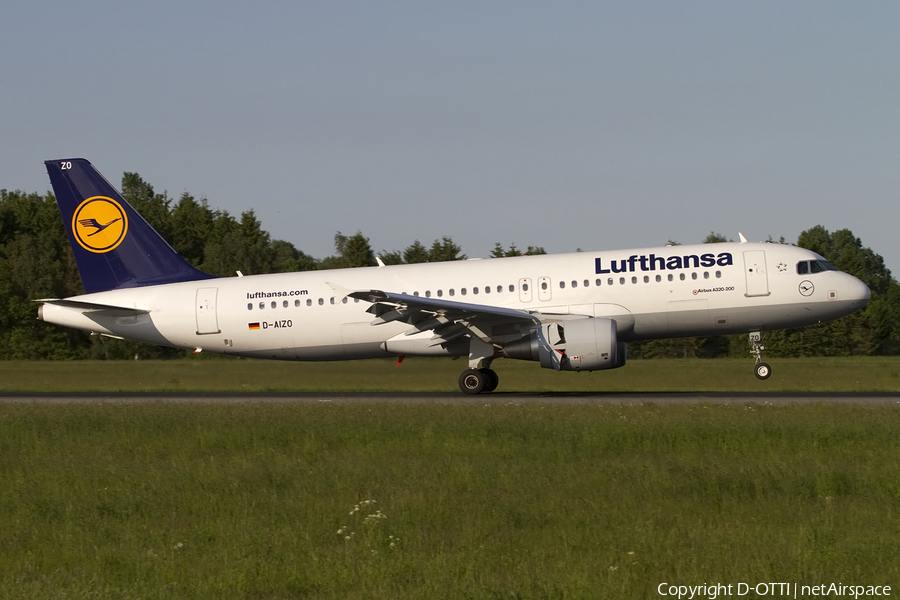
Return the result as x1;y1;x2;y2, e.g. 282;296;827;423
2;358;899;598
1;401;899;599
1;356;899;393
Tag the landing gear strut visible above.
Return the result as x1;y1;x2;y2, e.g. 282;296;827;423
749;331;771;380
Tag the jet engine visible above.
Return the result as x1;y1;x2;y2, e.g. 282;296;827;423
501;317;626;371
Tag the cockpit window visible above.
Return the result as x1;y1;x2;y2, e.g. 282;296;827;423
811;260;837;273
798;259;837;275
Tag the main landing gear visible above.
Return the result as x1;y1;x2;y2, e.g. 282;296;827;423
459;337;500;394
458;367;499;394
749;331;771;380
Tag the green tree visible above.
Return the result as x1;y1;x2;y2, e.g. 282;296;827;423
169;193;214;268
0;191;87;358
342;231;377;268
121;172;172;240
429;237;466;262
321;231;376;269
402;240;430;264
491;243;545;258
271;240;317;272
492;243;520;257
703;232;732;244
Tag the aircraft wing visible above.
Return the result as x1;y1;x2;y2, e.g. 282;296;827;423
348;289;541;346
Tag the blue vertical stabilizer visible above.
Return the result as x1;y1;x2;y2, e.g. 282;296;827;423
45;158;215;293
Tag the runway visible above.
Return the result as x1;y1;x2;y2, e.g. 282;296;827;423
2;392;899;404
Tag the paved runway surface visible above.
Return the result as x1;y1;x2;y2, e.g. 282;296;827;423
2;392;899;404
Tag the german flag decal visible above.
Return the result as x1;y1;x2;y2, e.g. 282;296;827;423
248;322;260;330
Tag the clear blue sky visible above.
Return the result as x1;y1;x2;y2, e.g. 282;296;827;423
3;1;898;272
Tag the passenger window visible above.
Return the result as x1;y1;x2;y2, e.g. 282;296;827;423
596;279;602;286
247;303;253;310
497;285;503;293
461;288;467;295
425;290;431;298
484;286;490;294
449;289;455;297
797;261;809;275
283;300;288;308
342;297;348;304
655;275;661;282
643;276;649;283
619;277;625;285
508;284;515;292
437;290;443;297
473;287;479;295
679;273;686;281
584;279;590;287
571;280;577;288
703;272;709;279
330;298;335;305
259;302;265;309
608;278;613;286
631;276;637;284
715;271;722;278
522;283;528;291
294;299;300;307
560;281;566;289
307;299;312;306
691;273;698;280
668;274;674;282
318;298;324;305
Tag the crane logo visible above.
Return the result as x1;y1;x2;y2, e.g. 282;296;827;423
72;196;128;253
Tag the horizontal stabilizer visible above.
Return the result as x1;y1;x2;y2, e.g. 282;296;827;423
36;298;149;317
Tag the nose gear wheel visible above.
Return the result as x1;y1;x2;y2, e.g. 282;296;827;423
749;331;772;379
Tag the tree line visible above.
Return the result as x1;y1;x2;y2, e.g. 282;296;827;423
0;172;897;360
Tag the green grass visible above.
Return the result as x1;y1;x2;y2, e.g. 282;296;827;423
1;356;899;393
1;402;899;599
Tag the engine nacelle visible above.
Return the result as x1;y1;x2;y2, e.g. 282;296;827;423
501;317;626;371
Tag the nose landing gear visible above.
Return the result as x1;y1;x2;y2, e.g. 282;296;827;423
749;331;771;380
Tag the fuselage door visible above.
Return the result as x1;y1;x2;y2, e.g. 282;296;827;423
743;250;770;297
537;277;552;301
196;287;220;334
518;278;533;303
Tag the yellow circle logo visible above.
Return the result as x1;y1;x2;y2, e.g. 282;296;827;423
72;196;128;253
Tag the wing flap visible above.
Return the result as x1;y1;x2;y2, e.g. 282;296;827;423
349;290;539;325
348;289;542;351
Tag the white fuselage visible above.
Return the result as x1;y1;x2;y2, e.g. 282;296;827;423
39;241;870;361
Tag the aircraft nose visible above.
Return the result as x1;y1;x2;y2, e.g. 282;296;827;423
846;276;870;308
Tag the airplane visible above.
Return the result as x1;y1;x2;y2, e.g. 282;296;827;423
38;158;871;394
